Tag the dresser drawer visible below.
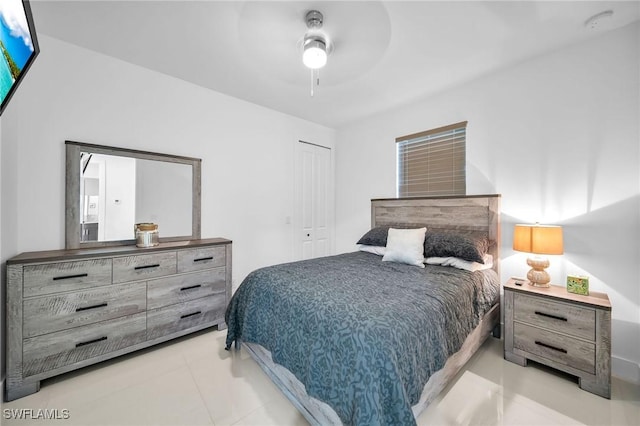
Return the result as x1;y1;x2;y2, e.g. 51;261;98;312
23;259;112;297
23;282;146;338
147;295;225;340
147;268;226;310
112;252;176;283
514;322;595;374
514;293;595;340
177;246;226;273
23;313;147;377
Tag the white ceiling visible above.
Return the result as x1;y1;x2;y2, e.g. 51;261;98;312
31;1;640;128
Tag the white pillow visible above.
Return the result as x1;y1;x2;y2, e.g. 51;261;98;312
425;254;494;272
382;227;426;268
357;245;386;256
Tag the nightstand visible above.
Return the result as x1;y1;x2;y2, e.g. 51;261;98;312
504;278;611;398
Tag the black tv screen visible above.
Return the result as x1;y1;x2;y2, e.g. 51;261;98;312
0;0;38;116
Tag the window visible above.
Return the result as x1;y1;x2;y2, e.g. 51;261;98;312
396;121;467;197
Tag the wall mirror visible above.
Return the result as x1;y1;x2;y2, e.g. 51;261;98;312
65;140;201;249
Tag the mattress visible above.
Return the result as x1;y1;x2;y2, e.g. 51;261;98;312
225;251;500;425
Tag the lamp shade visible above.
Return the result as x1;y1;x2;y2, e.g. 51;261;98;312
513;224;563;255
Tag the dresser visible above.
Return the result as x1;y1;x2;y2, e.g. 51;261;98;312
4;238;232;401
504;278;611;398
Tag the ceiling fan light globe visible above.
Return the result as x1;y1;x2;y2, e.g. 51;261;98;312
303;39;327;69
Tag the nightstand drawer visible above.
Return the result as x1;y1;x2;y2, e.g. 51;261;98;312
177;246;226;273
514;293;595;340
23;282;146;338
23;313;147;377
514;322;595;374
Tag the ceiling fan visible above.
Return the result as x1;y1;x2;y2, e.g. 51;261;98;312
236;2;391;97
301;10;331;96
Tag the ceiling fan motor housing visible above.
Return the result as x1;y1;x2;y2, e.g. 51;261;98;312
306;10;323;29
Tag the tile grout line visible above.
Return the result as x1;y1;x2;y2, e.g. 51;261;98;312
184;351;218;426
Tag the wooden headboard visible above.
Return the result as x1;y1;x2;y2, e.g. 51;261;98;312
371;194;501;274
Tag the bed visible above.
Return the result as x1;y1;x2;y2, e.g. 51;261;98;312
225;195;501;425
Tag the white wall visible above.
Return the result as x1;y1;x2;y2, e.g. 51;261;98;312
335;23;640;381
1;110;20;389
0;34;335;288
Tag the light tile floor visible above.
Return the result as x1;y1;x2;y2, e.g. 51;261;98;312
2;329;639;425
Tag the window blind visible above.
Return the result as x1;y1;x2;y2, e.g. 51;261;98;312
396;121;467;197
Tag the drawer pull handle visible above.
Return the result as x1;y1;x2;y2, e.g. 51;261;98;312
76;302;108;312
134;264;160;270
76;336;107;348
180;311;202;319
534;311;567;321
180;284;202;291
535;341;567;354
193;257;213;262
53;273;88;281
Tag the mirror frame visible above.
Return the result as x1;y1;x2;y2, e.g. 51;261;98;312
65;140;201;249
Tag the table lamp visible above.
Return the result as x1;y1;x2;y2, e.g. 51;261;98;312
513;224;563;287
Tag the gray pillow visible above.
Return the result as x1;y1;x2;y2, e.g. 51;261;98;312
356;226;391;246
423;232;489;264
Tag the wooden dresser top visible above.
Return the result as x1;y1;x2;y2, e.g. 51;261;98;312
7;238;232;265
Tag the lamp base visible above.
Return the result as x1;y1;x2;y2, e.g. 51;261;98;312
526;256;551;287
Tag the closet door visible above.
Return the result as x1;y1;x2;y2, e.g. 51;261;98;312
295;141;332;260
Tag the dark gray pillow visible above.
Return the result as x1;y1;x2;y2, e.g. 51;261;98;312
356;226;390;246
423;232;489;264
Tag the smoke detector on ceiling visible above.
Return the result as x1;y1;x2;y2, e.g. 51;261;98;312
584;10;614;30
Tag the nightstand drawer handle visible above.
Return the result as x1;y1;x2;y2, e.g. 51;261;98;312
534;311;567;321
193;257;213;262
535;341;567;354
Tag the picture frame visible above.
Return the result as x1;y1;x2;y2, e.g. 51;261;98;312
0;0;40;116
567;275;589;296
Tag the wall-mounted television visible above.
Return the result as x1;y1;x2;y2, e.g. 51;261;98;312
0;0;38;116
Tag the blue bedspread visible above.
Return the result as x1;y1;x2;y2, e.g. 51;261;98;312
225;251;499;426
